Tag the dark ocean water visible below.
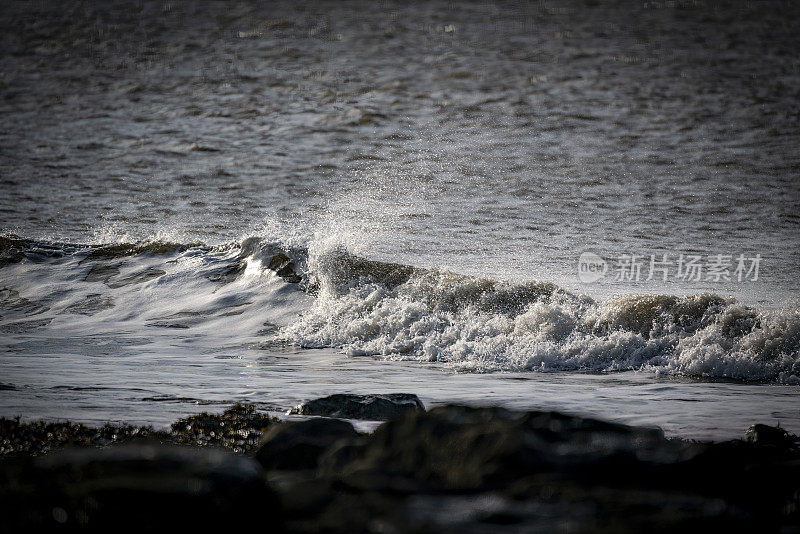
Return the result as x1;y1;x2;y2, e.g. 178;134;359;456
1;1;798;438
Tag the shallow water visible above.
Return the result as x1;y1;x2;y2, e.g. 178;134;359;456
4;345;800;440
1;1;798;439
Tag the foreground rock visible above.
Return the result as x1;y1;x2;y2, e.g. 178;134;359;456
325;405;686;489
256;417;360;470
0;403;277;456
268;406;800;533
288;393;425;420
0;443;280;529
3;404;800;532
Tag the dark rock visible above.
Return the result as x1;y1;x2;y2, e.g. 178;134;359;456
0;443;281;529
673;436;800;522
746;423;797;448
256;418;359;471
288;393;425;420
316;438;368;473
5;405;800;532
292;406;800;533
332;405;684;491
0;404;276;457
171;403;277;453
0;417;170;457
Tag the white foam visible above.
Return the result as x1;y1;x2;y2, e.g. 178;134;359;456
282;245;800;383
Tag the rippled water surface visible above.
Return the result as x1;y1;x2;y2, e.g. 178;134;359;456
1;1;798;439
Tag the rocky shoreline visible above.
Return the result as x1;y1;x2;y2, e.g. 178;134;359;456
2;395;799;532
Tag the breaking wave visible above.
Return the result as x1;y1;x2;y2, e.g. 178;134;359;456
279;243;800;384
2;234;799;384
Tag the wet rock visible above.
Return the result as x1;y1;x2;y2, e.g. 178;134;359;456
288;393;425;420
0;443;280;529
289;406;800;533
256;418;359;470
0;417;170;457
171;403;278;453
671;437;800;527
746;423;798;449
0;404;276;457
4;406;800;532
333;405;684;491
316;437;368;473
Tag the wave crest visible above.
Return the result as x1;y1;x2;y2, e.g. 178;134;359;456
280;245;800;383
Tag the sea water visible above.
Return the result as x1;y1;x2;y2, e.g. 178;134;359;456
1;1;798;439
